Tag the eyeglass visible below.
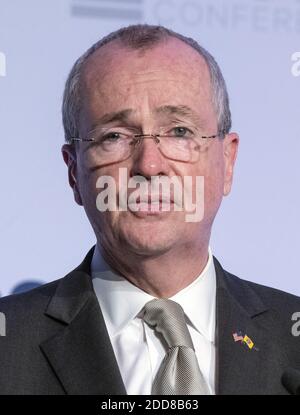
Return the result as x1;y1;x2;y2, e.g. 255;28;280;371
70;125;225;164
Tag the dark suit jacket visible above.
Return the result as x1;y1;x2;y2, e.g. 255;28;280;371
0;246;300;395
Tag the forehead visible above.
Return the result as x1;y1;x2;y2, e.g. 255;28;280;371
81;37;213;122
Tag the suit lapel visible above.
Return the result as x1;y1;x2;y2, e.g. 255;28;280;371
214;256;289;394
40;247;126;395
39;248;290;395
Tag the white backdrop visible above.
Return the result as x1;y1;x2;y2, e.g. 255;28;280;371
0;0;299;296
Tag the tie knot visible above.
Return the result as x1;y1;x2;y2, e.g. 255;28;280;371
142;298;194;349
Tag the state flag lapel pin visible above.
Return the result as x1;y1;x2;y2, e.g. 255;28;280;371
232;330;259;351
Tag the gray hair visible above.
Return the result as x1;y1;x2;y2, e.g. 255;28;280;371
62;24;232;142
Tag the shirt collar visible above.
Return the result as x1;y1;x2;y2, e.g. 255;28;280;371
91;244;216;343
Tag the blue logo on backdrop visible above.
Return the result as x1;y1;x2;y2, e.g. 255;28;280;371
0;281;44;297
70;0;300;34
10;281;44;295
71;0;144;21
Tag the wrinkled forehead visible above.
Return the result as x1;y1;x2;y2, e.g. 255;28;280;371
79;38;215;128
82;37;212;95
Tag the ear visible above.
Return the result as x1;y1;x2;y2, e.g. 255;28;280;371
61;144;83;206
223;132;239;196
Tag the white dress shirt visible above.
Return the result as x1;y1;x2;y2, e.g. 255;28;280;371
91;245;216;395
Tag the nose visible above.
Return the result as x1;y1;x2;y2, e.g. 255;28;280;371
130;136;170;179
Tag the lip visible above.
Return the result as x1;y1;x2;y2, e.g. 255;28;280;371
127;199;175;217
129;195;175;204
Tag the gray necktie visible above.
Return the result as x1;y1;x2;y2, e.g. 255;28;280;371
142;298;210;395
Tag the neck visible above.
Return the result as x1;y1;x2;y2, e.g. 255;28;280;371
97;238;210;298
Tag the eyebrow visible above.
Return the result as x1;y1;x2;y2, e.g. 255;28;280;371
91;105;205;130
91;109;134;130
155;105;205;125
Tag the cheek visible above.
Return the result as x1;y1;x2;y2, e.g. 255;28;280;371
190;147;224;210
76;162;103;218
204;173;223;205
77;165;124;220
203;157;225;211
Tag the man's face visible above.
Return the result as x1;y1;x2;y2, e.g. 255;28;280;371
62;37;239;257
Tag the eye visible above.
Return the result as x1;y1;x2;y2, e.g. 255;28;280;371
101;132;122;142
92;130;130;145
171;126;194;138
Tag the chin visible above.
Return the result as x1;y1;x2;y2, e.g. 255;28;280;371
118;228;175;257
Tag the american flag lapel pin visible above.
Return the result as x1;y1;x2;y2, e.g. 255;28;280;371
232;330;259;351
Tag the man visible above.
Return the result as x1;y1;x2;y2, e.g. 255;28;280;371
0;24;299;395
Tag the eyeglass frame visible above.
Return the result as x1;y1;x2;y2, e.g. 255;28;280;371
69;125;227;164
69;129;227;167
70;129;227;145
